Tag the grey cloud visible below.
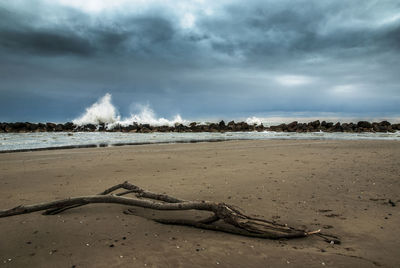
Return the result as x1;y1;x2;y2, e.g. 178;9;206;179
0;29;94;56
1;0;400;61
0;4;179;58
0;4;95;56
0;0;399;122
197;0;400;62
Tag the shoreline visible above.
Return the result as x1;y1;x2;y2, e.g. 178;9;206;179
1;130;400;153
0;138;233;154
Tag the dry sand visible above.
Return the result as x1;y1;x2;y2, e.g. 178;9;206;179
0;140;399;267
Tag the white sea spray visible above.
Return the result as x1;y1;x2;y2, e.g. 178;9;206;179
72;93;188;128
72;93;120;125
245;116;263;126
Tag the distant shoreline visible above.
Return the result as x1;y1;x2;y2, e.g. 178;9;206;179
0;139;232;154
1;120;399;133
1;130;399;153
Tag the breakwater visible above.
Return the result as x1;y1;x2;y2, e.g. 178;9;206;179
1;120;399;133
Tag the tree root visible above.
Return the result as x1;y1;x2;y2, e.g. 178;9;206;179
0;181;339;241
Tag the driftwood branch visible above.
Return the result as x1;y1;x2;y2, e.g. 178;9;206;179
0;181;338;241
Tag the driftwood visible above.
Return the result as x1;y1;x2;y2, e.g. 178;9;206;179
0;181;339;242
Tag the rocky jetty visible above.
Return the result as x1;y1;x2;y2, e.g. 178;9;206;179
0;120;399;133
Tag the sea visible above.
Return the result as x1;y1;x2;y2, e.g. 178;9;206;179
1;131;399;152
2;93;399;152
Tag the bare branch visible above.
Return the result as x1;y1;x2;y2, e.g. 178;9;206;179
0;182;330;241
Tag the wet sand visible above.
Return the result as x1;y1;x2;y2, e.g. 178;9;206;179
0;140;399;267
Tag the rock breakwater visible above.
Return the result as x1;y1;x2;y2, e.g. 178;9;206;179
0;120;399;133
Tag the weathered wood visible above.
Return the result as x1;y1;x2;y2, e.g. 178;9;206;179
0;195;215;218
154;219;307;239
44;181;183;215
0;181;332;240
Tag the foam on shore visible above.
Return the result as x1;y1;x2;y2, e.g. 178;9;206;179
1;131;399;152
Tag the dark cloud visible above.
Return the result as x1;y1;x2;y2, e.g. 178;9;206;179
200;1;400;62
1;0;399;60
0;4;178;57
0;4;93;56
0;0;399;122
0;29;94;56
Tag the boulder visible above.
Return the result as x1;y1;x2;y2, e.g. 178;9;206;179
55;124;64;131
287;121;298;132
37;123;46;132
325;122;334;128
140;127;152;133
208;123;219;132
357;121;372;129
227;121;235;130
270;123;287;132
174;124;187;132
332;122;343;132
255;124;265;132
269;125;282;132
342;123;353;132
28;123;38;131
46;122;56;131
379;121;391;126
310;120;321;129
84;124;97;131
377;125;388;132
296;123;307;132
125;124;138;132
111;124;122;132
4;124;13;132
97;123;106;131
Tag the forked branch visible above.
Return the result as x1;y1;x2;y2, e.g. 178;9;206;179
0;181;338;241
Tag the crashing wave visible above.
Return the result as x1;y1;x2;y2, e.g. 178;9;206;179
73;93;188;128
72;93;120;125
245;116;263;126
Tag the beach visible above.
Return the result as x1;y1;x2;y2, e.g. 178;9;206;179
0;140;399;267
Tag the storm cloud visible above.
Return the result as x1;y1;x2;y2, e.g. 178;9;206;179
0;0;399;122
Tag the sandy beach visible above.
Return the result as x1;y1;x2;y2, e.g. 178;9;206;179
0;140;399;267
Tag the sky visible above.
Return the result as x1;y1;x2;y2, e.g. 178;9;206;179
0;0;399;123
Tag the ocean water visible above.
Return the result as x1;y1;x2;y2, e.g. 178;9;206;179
1;131;399;152
2;93;399;152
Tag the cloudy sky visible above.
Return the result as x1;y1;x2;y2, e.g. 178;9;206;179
0;0;399;122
